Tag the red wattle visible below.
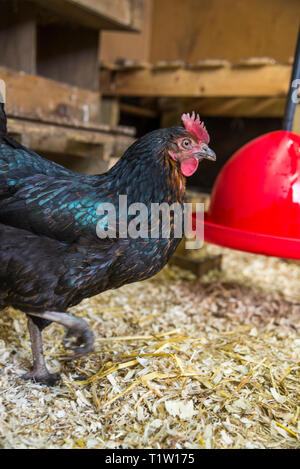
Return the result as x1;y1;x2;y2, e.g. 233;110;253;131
181;158;199;177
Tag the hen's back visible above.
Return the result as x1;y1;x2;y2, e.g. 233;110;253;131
0;103;101;189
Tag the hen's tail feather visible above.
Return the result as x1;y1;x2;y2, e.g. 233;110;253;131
0;101;32;148
0;103;7;135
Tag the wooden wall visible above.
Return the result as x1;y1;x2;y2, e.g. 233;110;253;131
100;0;300;64
150;0;300;63
37;25;100;91
100;0;153;62
0;1;37;74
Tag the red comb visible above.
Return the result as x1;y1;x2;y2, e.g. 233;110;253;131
181;112;210;143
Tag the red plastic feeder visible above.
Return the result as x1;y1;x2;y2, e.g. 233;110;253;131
193;28;300;260
197;130;300;259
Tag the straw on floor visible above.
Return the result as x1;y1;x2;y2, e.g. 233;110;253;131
0;243;299;449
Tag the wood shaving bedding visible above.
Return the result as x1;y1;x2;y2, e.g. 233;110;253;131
0;244;299;449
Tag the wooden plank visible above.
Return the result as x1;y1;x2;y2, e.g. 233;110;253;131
153;60;185;71
8;118;108;158
33;0;144;31
169;254;222;278
7;117;135;167
114;59;151;70
100;98;120;126
0;66;100;125
189;59;231;70
100;64;294;98
237;57;277;67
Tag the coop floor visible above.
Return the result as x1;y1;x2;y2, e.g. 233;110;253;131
0;243;299;449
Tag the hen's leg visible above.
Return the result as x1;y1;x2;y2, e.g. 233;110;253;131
28;311;94;360
22;317;60;386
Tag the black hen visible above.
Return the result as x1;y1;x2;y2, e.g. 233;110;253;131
0;104;215;385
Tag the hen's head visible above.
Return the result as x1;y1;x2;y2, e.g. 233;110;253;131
167;112;216;177
115;112;215;183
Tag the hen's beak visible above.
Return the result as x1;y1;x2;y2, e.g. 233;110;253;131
194;145;216;161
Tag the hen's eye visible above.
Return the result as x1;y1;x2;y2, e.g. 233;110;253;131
181;139;191;148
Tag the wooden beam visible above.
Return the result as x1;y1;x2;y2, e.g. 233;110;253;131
101;64;294;98
33;0;144;32
7;117;135;166
169;254;222;278
0;66;100;125
100;98;120;125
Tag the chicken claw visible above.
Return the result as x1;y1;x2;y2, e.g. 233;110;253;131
22;369;61;386
62;324;95;360
28;311;94;361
